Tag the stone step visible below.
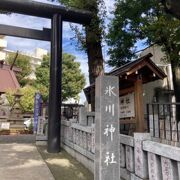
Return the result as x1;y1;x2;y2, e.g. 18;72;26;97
10;122;24;126
10;124;25;129
7;119;24;122
8;116;23;119
0;119;8;123
0;135;36;143
0;116;8;119
7;120;24;124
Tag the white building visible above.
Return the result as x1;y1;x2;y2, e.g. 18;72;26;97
138;45;175;116
0;36;48;79
0;36;7;60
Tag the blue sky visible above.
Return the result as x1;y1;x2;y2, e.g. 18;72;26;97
0;0;114;77
0;0;145;103
0;0;116;103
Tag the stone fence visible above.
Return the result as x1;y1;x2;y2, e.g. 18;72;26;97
61;119;95;172
120;133;180;180
61;119;180;179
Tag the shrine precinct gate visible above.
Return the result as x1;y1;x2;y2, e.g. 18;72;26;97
0;0;92;153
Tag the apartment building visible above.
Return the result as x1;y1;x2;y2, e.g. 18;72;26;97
0;36;48;79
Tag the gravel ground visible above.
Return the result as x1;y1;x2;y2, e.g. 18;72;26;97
37;146;94;180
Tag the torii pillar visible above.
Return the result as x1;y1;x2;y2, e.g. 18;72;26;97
48;14;62;153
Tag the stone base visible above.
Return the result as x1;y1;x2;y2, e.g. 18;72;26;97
120;168;131;180
36;135;47;146
62;143;94;173
0;134;35;143
36;141;47;146
130;174;144;180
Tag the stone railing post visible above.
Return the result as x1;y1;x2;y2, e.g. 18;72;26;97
79;107;87;126
134;133;150;179
95;76;120;180
148;152;162;180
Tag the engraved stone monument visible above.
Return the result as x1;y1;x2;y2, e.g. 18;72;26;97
95;76;120;180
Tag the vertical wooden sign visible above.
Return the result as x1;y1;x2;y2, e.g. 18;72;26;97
95;76;120;180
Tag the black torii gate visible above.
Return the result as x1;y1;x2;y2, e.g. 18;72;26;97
0;0;92;153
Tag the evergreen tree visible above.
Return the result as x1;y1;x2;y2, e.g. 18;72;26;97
57;0;106;110
58;0;105;84
107;0;180;103
35;53;86;102
7;52;32;86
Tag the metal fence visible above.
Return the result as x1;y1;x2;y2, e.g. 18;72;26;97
40;103;83;120
147;103;180;142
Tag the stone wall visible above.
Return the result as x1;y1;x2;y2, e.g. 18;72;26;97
61;119;180;179
61;119;95;173
120;133;180;180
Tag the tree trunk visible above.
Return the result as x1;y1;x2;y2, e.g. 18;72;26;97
85;27;104;111
163;0;180;19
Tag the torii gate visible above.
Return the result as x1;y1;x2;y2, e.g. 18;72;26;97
0;0;92;153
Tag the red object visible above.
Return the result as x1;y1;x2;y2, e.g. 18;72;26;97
0;68;20;93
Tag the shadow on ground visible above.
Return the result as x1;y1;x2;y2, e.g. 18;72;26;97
37;146;94;180
0;143;54;180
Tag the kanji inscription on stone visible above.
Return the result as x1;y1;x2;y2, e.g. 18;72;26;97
95;76;120;180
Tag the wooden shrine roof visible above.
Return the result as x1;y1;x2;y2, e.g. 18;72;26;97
109;53;165;79
84;53;167;102
108;53;166;89
0;61;20;93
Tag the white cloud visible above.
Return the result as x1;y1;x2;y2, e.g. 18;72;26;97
33;0;60;5
0;0;116;103
104;0;115;16
0;14;50;29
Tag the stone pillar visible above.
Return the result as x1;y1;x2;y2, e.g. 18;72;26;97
95;76;120;180
148;153;162;180
83;132;87;149
87;133;92;152
134;133;150;179
120;144;125;168
91;125;95;153
75;130;79;145
79;131;83;147
72;128;76;144
37;116;46;135
126;145;134;172
79;107;87;126
161;157;178;180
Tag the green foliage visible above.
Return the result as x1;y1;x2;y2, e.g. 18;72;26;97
5;86;36;113
107;0;180;67
62;53;86;101
6;52;32;86
5;89;16;106
34;53;86;102
59;0;106;48
57;0;104;86
20;86;36;113
35;55;50;88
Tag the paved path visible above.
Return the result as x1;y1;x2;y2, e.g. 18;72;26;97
0;135;36;143
0;143;54;180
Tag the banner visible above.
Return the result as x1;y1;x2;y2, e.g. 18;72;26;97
33;92;42;133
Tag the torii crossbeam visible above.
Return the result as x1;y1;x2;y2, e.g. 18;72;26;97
0;0;92;153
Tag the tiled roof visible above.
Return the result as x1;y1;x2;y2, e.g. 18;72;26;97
0;68;20;93
108;53;166;79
